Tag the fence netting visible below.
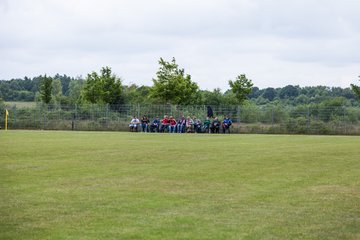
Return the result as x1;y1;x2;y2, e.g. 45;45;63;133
1;103;360;134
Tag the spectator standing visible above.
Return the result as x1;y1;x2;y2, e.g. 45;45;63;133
207;106;214;118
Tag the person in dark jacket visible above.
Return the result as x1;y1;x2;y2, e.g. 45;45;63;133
177;115;186;133
207;106;214;118
210;117;221;133
140;115;149;132
150;117;160;132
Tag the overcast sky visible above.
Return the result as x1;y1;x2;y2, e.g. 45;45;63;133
1;0;359;90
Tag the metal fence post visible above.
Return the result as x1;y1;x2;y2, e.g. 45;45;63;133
342;106;346;134
33;108;36;129
137;103;140;118
237;105;240;132
71;104;76;131
43;111;46;129
307;107;310;131
13;105;17;128
105;104;108;129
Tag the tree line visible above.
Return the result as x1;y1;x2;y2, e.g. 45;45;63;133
1;58;359;107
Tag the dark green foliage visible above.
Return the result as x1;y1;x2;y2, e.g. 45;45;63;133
200;88;224;105
0;98;4;115
262;87;277;101
279;85;300;99
123;84;151;104
0;79;35;101
40;75;53;104
350;76;360;99
0;71;359;108
248;87;261;98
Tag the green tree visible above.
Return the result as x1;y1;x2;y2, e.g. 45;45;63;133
248;87;262;99
0;98;4;114
279;85;300;99
39;75;53;104
123;84;151;104
222;90;238;105
228;74;254;104
262;87;277;101
350;76;360;99
150;57;200;105
52;79;63;102
82;67;124;104
54;74;72;95
200;88;224;105
68;79;85;103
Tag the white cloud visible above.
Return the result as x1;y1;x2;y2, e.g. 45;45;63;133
0;0;359;89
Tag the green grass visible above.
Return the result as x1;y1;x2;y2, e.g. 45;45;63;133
5;102;36;109
1;131;359;239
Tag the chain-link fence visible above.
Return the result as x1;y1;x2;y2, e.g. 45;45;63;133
1;103;360;134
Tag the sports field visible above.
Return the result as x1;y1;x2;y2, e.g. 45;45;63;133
1;131;359;239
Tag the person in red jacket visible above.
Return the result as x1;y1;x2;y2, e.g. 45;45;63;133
169;116;177;133
160;115;170;132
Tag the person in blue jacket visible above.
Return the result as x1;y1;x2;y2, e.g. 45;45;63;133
222;116;232;134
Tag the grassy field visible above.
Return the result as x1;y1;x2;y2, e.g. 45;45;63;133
1;131;359;239
5;102;36;109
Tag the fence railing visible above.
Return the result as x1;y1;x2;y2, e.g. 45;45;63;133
1;103;360;135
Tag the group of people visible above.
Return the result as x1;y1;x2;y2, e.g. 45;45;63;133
129;115;233;134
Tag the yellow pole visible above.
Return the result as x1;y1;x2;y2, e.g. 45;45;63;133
5;109;8;131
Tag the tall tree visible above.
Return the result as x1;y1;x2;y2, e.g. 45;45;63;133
201;88;224;105
0;98;4;114
39;75;53;104
350;76;360;99
262;87;277;101
228;74;254;104
123;84;151;104
52;79;63;102
150;57;199;105
82;67;123;104
68;79;85;103
279;85;300;99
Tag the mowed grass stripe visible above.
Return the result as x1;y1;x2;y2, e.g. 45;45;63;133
1;131;359;239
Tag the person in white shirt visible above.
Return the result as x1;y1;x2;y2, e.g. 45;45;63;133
129;116;140;132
